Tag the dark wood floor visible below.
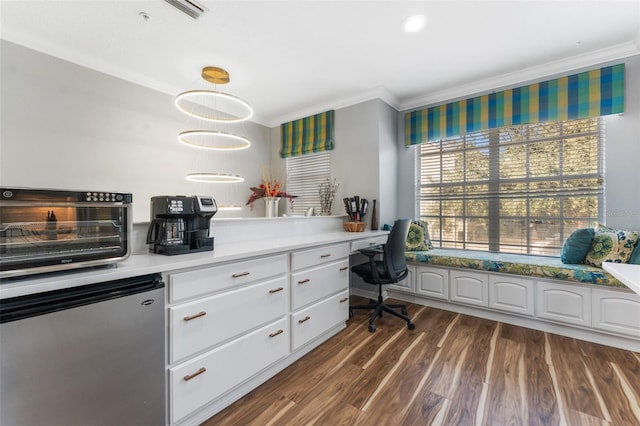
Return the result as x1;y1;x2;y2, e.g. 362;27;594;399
204;297;640;425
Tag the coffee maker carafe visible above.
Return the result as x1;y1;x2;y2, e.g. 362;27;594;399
146;195;217;255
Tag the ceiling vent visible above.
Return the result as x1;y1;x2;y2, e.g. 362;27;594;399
163;0;209;19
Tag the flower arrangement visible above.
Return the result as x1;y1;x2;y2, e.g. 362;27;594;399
246;169;297;208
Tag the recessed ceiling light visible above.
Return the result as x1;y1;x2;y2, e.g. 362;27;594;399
404;14;426;33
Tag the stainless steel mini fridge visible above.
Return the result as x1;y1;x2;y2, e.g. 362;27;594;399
0;274;166;426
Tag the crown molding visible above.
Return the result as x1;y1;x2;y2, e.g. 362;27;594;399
264;86;401;128
399;42;640;113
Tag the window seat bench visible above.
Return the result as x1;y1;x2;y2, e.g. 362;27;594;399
405;248;625;288
373;249;640;352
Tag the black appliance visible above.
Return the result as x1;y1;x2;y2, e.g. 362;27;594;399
0;187;132;278
146;195;217;255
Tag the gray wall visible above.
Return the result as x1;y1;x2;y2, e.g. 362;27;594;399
0;40;272;223
396;54;640;231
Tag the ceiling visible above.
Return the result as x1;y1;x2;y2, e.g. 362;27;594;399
2;1;639;127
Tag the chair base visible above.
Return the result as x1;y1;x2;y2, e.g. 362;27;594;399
349;294;415;333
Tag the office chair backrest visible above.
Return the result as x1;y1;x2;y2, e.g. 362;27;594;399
383;219;411;282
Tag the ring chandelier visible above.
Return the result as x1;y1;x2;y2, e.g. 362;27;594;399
185;172;244;184
178;130;251;151
178;67;251;197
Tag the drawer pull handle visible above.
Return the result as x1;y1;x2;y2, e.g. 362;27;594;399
183;311;207;321
297;279;311;284
340;297;349;303
298;316;311;324
269;287;284;294
269;329;284;338
232;271;250;278
339;267;349;271
320;254;331;258
183;367;206;381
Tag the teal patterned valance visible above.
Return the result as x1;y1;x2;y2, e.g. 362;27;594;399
280;110;335;158
405;64;625;145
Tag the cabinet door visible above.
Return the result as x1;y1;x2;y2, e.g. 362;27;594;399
415;266;448;299
592;289;640;338
170;254;287;302
536;281;590;327
291;259;349;310
291;290;349;351
170;318;288;424
450;270;489;307
170;277;288;363
291;243;350;271
387;266;414;293
489;275;534;316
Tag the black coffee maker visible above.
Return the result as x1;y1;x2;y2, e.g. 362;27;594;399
146;195;217;255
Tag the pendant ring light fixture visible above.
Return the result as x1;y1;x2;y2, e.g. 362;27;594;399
185;172;244;183
178;130;251;150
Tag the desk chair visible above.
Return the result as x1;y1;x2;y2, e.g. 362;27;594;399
349;219;415;332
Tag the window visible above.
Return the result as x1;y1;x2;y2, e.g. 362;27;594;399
286;152;330;215
417;117;603;256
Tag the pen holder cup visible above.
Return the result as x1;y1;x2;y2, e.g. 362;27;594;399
343;222;366;232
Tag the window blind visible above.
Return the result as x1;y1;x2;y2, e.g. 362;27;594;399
406;64;624;145
286;152;331;215
280;110;335;158
418;117;603;255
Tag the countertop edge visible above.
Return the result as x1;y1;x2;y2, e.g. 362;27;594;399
602;263;640;296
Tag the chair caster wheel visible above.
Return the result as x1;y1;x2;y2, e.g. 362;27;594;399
401;307;408;315
407;322;415;330
349;309;354;318
368;324;376;333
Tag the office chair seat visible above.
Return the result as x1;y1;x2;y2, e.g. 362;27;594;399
349;219;415;333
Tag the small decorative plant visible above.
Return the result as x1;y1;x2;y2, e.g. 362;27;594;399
246;168;296;208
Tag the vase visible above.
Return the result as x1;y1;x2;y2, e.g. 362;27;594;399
264;197;281;217
371;199;378;230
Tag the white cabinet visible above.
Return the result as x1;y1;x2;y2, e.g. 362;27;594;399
489;275;534;316
169;254;287;302
536;280;591;327
169;277;288;363
450;270;488;307
350;235;387;253
291;259;349;310
291;290;350;351
414;266;448;300
170;318;288;424
290;243;350;351
592;289;640;338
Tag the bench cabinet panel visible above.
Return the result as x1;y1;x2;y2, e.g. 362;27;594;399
415;266;449;300
489;275;534;316
387;266;414;293
450;270;488;307
536;281;591;327
592;289;640;338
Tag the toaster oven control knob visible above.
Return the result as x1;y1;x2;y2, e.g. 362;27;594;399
115;194;123;201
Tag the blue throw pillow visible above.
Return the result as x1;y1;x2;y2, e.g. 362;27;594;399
561;228;595;264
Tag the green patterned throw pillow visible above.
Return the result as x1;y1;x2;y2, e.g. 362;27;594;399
584;226;639;267
406;220;433;251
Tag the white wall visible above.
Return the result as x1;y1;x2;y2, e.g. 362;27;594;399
0;40;272;223
396;54;640;231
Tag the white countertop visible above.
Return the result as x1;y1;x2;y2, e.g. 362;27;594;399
602;262;640;296
0;230;388;300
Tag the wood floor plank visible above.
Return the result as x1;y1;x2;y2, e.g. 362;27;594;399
546;333;606;420
204;298;640;426
523;328;561;426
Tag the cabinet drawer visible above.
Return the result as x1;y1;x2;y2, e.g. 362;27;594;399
415;266;448;299
291;290;349;351
450;270;488;307
350;235;388;253
170;317;288;424
170;277;288;363
291;259;349;310
489;275;534;316
592;289;640;338
536;281;590;327
170;254;287;302
291;243;350;271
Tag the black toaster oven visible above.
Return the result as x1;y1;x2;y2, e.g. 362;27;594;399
0;188;132;278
